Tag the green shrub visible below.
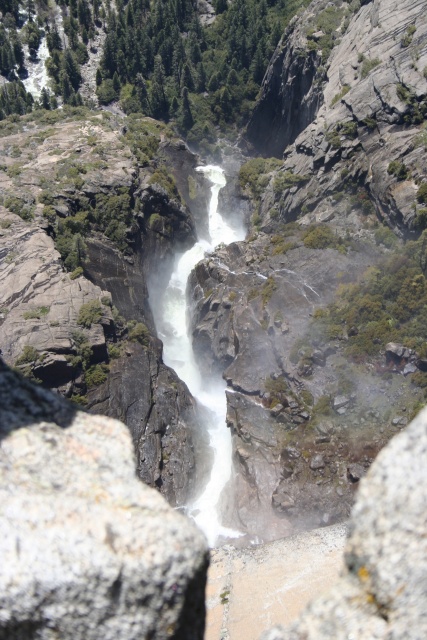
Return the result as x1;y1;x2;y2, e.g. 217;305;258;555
77;300;103;328
70;394;88;405
128;322;150;346
330;85;350;107
273;171;309;195
238;158;282;199
15;346;39;366
303;225;340;250
4;196;34;221
415;208;427;230
360;57;381;78
85;364;108;387
108;344;121;359
363;117;377;129
96;79;118;105
70;267;84;279
417;183;427;204
374;225;398;248
23;306;50;320
387;160;409;181
312;395;332;417
401;24;416;47
261;277;277;306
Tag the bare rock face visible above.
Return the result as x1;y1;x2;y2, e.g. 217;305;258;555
259;405;427;640
0;208;113;384
245;1;325;157
245;0;427;233
0;360;208;640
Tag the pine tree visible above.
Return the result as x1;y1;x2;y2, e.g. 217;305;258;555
182;63;194;91
112;71;121;93
40;87;51;109
62;49;81;91
150;55;169;119
96;68;102;86
180;86;193;130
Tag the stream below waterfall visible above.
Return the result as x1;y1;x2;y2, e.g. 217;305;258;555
150;165;246;546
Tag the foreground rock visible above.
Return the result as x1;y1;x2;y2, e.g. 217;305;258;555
260;406;427;640
0;360;208;640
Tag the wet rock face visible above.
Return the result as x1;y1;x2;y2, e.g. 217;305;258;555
0;361;208;640
260;406;427;640
189;231;387;541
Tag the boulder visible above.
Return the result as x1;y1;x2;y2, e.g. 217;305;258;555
259;406;427;639
385;342;412;361
0;360;208;640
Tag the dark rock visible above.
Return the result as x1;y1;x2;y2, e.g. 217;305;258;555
347;463;366;483
386;342;412;361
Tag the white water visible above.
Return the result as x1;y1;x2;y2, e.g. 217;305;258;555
22;8;64;99
150;165;245;546
23;35;50;99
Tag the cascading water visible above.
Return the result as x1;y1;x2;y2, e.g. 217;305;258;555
150;165;245;546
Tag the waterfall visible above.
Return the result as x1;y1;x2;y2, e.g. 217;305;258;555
150;165;245;546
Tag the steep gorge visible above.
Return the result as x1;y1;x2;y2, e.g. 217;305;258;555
0;0;427;551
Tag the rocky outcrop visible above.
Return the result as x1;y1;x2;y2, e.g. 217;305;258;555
189;225;410;541
0;111;208;506
0;359;208;640
245;0;427;234
260;405;427;640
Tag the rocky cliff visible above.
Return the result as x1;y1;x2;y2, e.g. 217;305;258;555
246;0;427;232
187;0;427;541
0;108;209;506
